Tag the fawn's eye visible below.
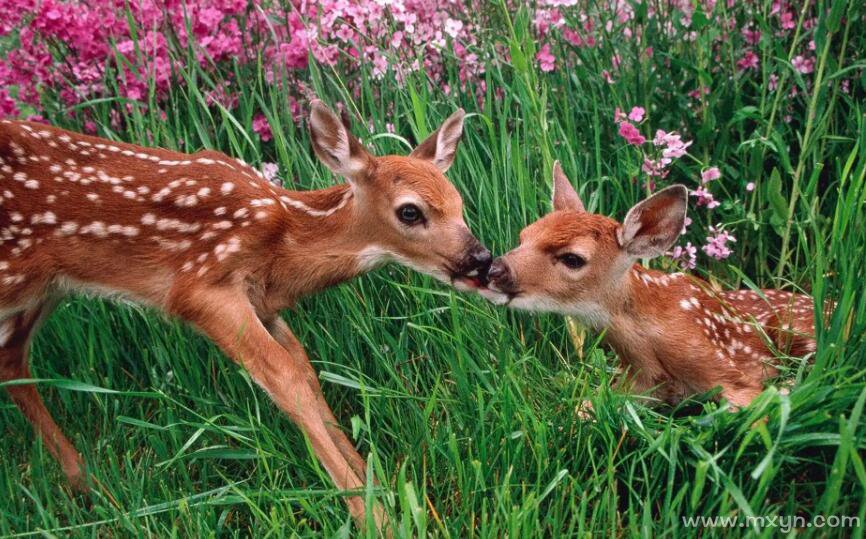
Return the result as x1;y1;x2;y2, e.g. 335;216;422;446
557;253;586;269
396;203;424;225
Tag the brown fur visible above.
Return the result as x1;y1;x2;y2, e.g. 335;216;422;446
487;177;820;409
0;105;486;531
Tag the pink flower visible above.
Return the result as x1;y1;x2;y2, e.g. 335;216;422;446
335;24;354;42
792;55;814;74
642;158;671;178
252;113;272;142
737;51;759;71
0;88;19;118
656;131;692;159
742;27;761;45
661;136;692;159
691;187;720;209
746;182;755;192
702;227;736;260
562;27;583;46
688;87;710;100
261;162;279;183
618;121;645;145
444;18;463;38
701;167;721;183
614;107;627;123
627;106;645;122
371;51;389;78
390;31;404;49
671;242;697;269
536;43;556;72
653;130;673;146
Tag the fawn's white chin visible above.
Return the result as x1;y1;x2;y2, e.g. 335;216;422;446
504;295;611;328
478;288;510;305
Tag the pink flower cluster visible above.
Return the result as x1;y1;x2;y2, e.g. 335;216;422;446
0;0;253;117
613;105;735;264
0;0;493;122
613;104;694;183
691;167;721;208
702;226;737;260
614;107;646;145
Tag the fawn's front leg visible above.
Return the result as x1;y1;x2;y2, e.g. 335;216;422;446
265;318;369;481
168;284;384;531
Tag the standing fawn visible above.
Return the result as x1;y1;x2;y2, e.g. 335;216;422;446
483;162;819;409
0;101;492;529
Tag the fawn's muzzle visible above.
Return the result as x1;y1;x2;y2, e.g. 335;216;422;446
450;240;492;289
486;257;518;295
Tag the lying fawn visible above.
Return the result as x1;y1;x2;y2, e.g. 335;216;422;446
484;162;818;409
0;101;492;528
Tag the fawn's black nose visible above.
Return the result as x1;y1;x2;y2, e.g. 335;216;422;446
468;244;492;271
486;258;515;292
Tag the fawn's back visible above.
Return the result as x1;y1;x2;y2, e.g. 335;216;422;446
630;266;818;367
0;120;298;310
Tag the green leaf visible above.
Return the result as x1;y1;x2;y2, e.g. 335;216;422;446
767;168;788;235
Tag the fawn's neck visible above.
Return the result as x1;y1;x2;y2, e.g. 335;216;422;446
599;265;696;359
262;183;388;304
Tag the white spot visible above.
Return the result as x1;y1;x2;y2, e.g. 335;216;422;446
31;212;56;225
59;222;79;235
174;194;198;207
221;182;235;195
0;320;15;346
80;221;108;237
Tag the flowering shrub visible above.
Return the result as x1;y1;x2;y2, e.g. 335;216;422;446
0;0;496;120
0;0;861;274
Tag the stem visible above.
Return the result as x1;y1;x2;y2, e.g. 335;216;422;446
775;19;835;279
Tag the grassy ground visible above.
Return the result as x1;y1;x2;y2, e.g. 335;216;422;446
2;5;866;537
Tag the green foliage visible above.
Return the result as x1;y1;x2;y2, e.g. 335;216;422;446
1;4;865;537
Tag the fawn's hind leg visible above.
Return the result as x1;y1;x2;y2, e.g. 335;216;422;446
0;302;85;490
266;317;370;481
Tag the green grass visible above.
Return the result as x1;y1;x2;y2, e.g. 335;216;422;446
2;4;866;537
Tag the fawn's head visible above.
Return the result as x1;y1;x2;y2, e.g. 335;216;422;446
309;100;490;289
484;162;687;327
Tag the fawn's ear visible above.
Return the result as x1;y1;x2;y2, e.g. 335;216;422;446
410;109;465;172
551;160;585;212
309;99;373;180
617;185;688;258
